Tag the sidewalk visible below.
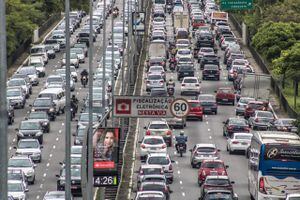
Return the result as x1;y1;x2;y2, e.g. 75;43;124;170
228;20;288;118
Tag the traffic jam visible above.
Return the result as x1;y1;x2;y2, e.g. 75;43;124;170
5;0;129;198
132;0;300;200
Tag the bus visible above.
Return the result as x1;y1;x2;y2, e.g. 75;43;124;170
248;131;300;200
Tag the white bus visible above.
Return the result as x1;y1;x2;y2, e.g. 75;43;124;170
248;131;300;200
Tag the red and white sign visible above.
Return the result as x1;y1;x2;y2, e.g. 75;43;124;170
113;96;174;118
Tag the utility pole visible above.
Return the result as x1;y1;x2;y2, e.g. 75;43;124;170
64;0;72;199
0;0;8;198
87;0;95;199
111;2;115;127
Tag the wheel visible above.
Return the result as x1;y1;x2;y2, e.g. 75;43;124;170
191;162;196;168
214;111;217;115
223;130;226;136
232;101;235;106
199;117;203;121
180;151;183;157
29;176;35;185
39;137;43;144
229;149;233;154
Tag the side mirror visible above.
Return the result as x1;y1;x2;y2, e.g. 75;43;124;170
171;160;175;163
55;174;60;178
225;165;229;168
15;128;19;131
231;181;235;184
25;188;29;192
217;149;221;152
143;126;147;129
40;145;44;149
214;90;217;93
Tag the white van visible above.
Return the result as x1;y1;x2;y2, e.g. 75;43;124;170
38;88;66;114
28;56;46;77
30;45;48;64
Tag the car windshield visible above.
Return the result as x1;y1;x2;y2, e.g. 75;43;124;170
197;147;215;153
8;159;32;167
7;90;21;97
249;103;264;109
204;65;219;70
71;147;82;154
183;78;197;83
148;75;162;80
31;47;44;54
142;184;164;191
239;98;254;104
257;112;273;118
149;67;163;72
206;178;230;186
19;68;36;74
148;157;169;165
144;138;164;145
235;135;252;140
280;119;295;125
289;197;300;200
229;119;247;126
219;89;233;94
18;140;39;148
20;121;40;130
143;168;162;175
71;157;81;165
79;114;98;122
8;79;25;86
199;95;214;101
47;77;62;83
149;123;168;129
33;99;51;106
61;168;81;177
8;182;23;192
179;58;192;62
7;173;22;181
71;48;83;54
200;48;214;53
202;162;223;168
206;192;233;200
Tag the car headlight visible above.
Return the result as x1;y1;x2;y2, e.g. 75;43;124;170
49;108;54;112
36;131;43;136
18;132;24;136
26;169;34;176
31;108;35;112
43;122;48;126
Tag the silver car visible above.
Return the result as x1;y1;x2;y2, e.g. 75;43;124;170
235;97;255;116
7;169;28;191
8;180;28;200
249;110;275;130
15;139;43;163
77;113;101;129
146;73;165;92
71;48;85;63
17;66;39;86
8;156;36;184
7;78;30;98
7;88;26;109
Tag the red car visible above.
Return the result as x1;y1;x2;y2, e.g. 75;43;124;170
215;87;235;105
187;100;203;121
192;17;205;30
244;100;267;119
198;160;229;186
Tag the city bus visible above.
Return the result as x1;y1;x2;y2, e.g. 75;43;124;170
248;131;300;200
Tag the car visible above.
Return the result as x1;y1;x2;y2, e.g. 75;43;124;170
73;42;88;57
146;153;174;183
8;156;36;184
60;154;82;168
28;56;46;77
71;145;82;155
15;138;43;163
61;53;79;68
44;45;56;59
201;189;238;200
222;117;250;137
220;37;237;50
202;64;220;80
187;100;203;121
147;57;166;70
198;160;229;186
181;77;201;95
45;39;61;52
248;110;275;130
200;176;234;199
190;143;220;168
134;191;166;200
56;166;82;196
7;88;26;109
44;75;64;89
244;100;267;119
148;66;166;80
16;120;44;144
215;87;235;105
144;121;173;147
235;97;256;116
139;174;168;186
138;182;172;200
136;164;165;185
198;94;218;114
17;66;39;86
177;64;194;81
227;65;247;81
176;48;192;61
164;117;186;129
196;31;214;48
7;101;15;125
73;126;86;145
7;169;28;191
26;111;50;133
150;87;168;97
197;47;215;62
226;132;252;154
226;53;245;69
30;97;57;120
70;47;85;63
139;136;167;160
8;180;28;200
200;54;219;70
146;73;165;92
77;112;101;129
177;55;194;66
271;118;297;133
10;74;32;95
7;78;30;98
43;191;73;200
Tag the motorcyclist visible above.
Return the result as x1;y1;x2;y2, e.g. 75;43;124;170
71;95;79;113
175;131;188;152
80;69;89;85
167;78;175;87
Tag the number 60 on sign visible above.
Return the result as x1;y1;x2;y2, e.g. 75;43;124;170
170;98;190;118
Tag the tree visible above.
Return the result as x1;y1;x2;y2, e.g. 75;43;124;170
264;0;300;23
293;117;300;135
252;22;299;61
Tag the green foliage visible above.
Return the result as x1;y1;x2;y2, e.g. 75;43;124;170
251;22;299;61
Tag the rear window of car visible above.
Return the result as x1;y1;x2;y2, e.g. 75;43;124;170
149;123;168;129
148;75;162;80
218;89;233;94
206;178;230;186
143;168;162;175
229;119;247;126
235;135;252;140
148;156;170;165
204;65;218;70
189;102;200;108
144;138;164;145
248;103;264;109
257;111;273;118
183;78;197;83
142;184;165;191
197;147;215;152
202;162;223;168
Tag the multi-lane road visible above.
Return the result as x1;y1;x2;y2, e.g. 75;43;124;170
6;0;128;198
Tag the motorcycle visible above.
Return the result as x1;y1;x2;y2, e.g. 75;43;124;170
113;10;119;18
177;143;186;157
169;63;175;71
81;75;88;88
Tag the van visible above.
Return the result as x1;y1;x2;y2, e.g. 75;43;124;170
38;88;66;114
30;45;48;64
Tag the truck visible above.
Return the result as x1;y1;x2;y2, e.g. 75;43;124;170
210;11;228;24
173;11;189;33
148;40;167;59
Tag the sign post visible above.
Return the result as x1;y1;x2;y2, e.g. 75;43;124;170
220;0;253;10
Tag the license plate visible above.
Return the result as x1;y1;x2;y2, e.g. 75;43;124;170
210;171;218;175
242;142;248;145
223;99;228;101
184;73;189;75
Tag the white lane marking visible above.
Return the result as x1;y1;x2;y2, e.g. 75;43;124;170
175;161;178;165
61;123;64;126
208;128;211;132
43;173;47;177
56;137;59;141
46;163;50;167
49;154;53;158
36;195;40;199
53;145;56;149
9;147;12;150
40;184;43;189
180;181;183;184
59;130;62;134
205;115;207;118
209;136;212;140
206;121;208;124
13;138;16;142
177;170;181;174
79;87;82;90
76;92;79;95
182;192;186;197
174;151;177;155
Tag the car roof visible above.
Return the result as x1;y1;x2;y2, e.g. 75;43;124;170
233;132;253;136
39;88;64;94
149;121;167;124
148;153;169;157
195;143;216;148
18;138;39;142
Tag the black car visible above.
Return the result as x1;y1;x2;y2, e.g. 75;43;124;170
77;32;95;47
56;166;82;197
200;54;219;70
26;111;50;133
196;31;215;48
16;120;44;143
30;97;56;120
177;64;194;81
202;64;220;80
223;118;250;137
201;189;238;200
198;94;218;115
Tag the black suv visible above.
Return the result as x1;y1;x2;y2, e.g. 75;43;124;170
30;97;56;121
56;166;82;197
77;32;95;47
196;31;214;48
200;54;219;70
177;64;194;81
202;64;220;80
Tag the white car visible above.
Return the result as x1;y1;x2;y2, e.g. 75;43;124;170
181;77;201;95
139;136;167;160
286;193;300;200
176;48;192;60
61;53;79;68
8;180;28;200
148;66;166;80
235;97;255;116
15;139;43;163
62;65;78;82
8;156;36;184
226;132;252;154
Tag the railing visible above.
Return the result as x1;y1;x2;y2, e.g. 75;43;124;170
229;13;299;118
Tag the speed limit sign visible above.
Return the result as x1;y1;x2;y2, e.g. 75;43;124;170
170;98;190;118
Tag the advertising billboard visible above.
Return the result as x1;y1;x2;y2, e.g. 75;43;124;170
93;127;120;187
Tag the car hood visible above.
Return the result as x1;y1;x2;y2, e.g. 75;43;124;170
16;148;41;154
8;167;32;174
7;96;23;100
8;191;25;198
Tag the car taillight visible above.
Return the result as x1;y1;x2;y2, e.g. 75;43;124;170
182;84;185;86
162;144;166;149
259;177;267;194
166;130;172;135
140;170;143;174
228;126;234;130
147;80;150;83
161;62;165;65
232;141;239;144
169;165;172;170
146;130;151;135
140;144;146;148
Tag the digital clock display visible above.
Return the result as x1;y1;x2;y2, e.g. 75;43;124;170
94;175;118;187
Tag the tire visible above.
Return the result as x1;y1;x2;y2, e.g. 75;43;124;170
223;130;226;136
180;151;183;157
229;149;233;154
226;145;229;151
191;162;196;168
61;107;65;114
29;176;35;185
39;136;43;144
200;117;203;121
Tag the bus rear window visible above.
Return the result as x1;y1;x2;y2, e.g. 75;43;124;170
264;144;300;162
